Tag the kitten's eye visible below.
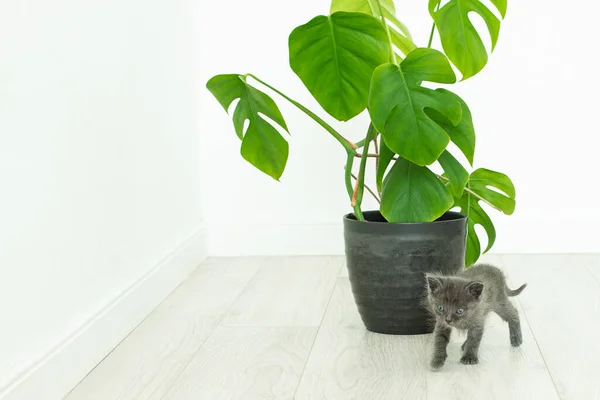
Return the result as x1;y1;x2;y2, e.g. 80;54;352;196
437;305;444;312
456;308;465;314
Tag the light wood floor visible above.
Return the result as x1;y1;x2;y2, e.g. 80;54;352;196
66;254;600;400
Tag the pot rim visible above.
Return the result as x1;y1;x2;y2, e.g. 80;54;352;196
343;210;467;226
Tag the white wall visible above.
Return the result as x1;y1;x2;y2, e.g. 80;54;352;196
0;0;203;396
200;0;600;255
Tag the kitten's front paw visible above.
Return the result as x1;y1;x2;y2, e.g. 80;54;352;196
460;354;479;365
510;333;523;347
430;356;446;370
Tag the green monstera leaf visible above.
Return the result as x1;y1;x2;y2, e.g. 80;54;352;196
331;0;394;16
381;157;454;223
330;0;417;56
206;74;289;180
369;48;462;166
377;143;468;199
438;150;469;198
289;11;390;122
429;0;507;80
426;89;476;165
453;168;516;266
376;137;395;193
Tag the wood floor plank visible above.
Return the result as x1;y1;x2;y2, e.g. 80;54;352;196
585;256;600;285
221;256;343;327
339;257;348;278
65;258;262;400
64;255;593;400
502;254;600;400
320;278;365;328
295;278;428;400
163;326;317;400
425;269;559;399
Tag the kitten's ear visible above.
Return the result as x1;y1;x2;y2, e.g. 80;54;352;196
426;274;444;294
466;281;484;299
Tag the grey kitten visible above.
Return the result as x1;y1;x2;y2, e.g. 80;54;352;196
425;263;526;370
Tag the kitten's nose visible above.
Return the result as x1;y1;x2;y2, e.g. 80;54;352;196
445;317;452;323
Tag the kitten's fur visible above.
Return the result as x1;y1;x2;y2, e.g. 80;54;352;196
425;263;526;370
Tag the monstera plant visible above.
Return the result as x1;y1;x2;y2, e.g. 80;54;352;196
206;0;515;266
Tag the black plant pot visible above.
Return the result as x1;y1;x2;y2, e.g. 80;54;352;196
343;210;467;335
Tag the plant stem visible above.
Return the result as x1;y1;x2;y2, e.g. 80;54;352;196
352;124;378;220
355;153;398;160
437;175;502;212
356;153;383;158
247;74;357;153
351;172;380;203
344;153;355;200
427;0;441;48
350;169;363;220
373;133;380;172
427;23;436;48
374;0;397;64
351;179;360;205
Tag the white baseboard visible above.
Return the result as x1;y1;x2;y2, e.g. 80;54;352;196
0;227;207;400
207;221;600;256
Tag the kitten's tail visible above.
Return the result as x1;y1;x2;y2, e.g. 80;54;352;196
506;283;527;296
